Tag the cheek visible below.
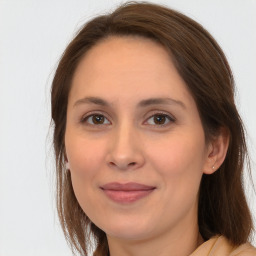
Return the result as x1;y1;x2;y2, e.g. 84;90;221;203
147;131;206;183
146;132;205;221
65;134;107;206
65;135;108;216
66;135;106;178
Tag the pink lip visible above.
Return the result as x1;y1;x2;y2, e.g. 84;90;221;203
100;182;156;203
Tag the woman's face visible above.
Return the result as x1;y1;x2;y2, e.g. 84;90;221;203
65;36;213;242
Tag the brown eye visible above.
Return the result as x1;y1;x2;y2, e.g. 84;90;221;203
146;113;174;126
83;114;110;125
92;115;105;124
154;115;167;125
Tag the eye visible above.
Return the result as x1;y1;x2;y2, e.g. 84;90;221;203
145;113;175;126
82;114;110;125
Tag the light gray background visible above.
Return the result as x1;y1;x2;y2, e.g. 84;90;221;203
0;0;255;255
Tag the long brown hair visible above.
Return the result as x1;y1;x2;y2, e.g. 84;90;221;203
51;2;253;255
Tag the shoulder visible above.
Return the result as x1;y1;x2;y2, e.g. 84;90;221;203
190;236;256;256
230;242;256;256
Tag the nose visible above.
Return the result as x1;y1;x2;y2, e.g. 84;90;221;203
106;123;145;171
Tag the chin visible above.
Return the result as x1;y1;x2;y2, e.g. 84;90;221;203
98;217;155;241
106;229;152;241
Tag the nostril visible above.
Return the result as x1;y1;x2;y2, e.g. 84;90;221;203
108;161;137;169
109;162;116;166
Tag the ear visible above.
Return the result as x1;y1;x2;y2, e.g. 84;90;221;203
64;149;70;169
65;161;70;170
203;127;230;174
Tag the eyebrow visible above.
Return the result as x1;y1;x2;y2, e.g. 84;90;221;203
138;97;186;109
73;97;109;108
73;96;186;109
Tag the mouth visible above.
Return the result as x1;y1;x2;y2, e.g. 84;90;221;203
100;182;156;204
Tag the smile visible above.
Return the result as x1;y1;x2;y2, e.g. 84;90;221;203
100;182;156;204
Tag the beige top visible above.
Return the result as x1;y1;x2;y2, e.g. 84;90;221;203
190;236;256;256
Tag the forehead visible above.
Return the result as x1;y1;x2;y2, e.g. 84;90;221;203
69;36;194;107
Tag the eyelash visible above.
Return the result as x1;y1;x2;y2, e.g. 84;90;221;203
81;113;111;126
144;112;175;126
80;111;176;128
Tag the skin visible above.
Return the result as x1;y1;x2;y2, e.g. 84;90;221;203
65;36;229;256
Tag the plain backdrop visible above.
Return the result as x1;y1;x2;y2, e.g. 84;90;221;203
0;0;255;255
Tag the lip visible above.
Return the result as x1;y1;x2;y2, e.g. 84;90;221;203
100;182;156;204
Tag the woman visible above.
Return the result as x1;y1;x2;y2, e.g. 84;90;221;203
51;2;256;255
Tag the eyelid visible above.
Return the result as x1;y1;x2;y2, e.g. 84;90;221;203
143;111;176;126
80;110;176;127
80;111;112;125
